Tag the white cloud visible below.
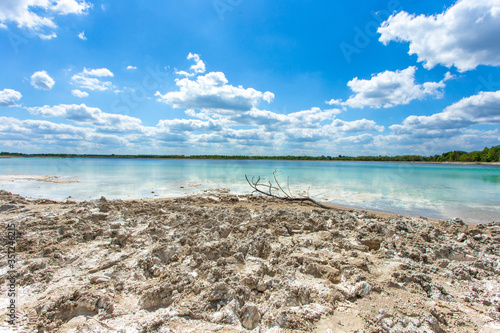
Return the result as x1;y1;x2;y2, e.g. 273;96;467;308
156;56;385;150
71;67;114;91
334;133;375;145
326;98;342;106
78;30;86;40
126;65;137;70
226;108;289;127
378;0;500;72
175;53;207;77
156;71;274;113
30;70;55;90
279;117;384;143
174;70;192;77
82;67;113;77
0;116;131;150
287;108;341;128
26;104;143;132
342;66;445;109
71;75;112;91
372;129;500;156
71;89;89;98
0;0;91;39
0;116;88;137
327;119;384;133
0;89;22;107
157;119;223;133
52;0;90;15
391;90;500;136
39;32;57;40
187;53;206;74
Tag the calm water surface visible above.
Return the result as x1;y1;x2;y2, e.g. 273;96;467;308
0;158;499;223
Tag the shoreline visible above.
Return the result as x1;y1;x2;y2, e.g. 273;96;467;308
1;155;500;165
0;190;499;332
0;173;491;224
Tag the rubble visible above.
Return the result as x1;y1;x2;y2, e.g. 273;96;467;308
0;190;499;332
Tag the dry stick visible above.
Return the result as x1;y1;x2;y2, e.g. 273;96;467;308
274;171;291;198
245;174;334;210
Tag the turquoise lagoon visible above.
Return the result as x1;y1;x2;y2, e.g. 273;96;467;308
0;158;499;223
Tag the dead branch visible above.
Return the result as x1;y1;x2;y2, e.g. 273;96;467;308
245;170;334;210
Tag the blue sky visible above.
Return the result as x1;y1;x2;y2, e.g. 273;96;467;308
1;0;500;156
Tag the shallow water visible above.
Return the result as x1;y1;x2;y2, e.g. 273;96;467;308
0;158;499;223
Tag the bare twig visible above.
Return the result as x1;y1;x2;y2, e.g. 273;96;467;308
245;171;334;210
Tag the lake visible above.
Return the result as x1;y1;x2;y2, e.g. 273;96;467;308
0;158;499;223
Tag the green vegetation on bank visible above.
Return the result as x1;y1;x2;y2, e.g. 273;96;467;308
1;146;499;162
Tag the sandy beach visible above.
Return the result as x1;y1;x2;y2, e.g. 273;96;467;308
1;190;500;332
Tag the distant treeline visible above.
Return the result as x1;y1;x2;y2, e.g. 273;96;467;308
1;145;499;162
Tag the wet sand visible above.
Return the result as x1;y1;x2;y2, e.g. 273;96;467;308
0;175;80;183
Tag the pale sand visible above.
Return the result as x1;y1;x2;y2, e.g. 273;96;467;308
0;175;80;183
0;190;499;332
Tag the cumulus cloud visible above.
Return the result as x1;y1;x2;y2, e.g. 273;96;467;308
175;53;206;77
30;71;55;90
157;119;223;133
378;0;500;72
327;119;384;133
0;0;91;39
326;99;342;106
71;67;114;91
277;117;384;144
126;65;137;70
0;53;419;154
391;90;500;136
153;55;386;151
187;53;206;74
334;133;375;145
0;116;131;150
0;89;22;107
226;107;384;142
284;108;341;129
82;68;113;77
156;71;275;113
71;89;89;98
26;103;143;132
71;75;112;91
0;116;88;137
78;31;86;40
341;67;446;109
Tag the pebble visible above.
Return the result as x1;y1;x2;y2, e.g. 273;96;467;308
457;233;467;242
240;303;261;330
90;275;110;284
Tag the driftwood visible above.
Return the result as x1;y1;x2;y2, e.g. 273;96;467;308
245;170;334;210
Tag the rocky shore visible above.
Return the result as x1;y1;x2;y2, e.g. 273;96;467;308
1;190;499;332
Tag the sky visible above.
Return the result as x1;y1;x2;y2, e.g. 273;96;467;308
1;0;500;156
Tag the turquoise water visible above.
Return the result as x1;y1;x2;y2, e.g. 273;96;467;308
0;158;499;223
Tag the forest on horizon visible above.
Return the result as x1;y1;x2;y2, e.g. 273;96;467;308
1;145;500;163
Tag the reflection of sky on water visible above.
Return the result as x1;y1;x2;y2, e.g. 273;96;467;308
0;158;499;223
